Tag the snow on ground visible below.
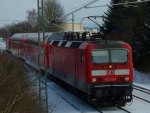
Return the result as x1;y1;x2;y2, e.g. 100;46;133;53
0;37;6;50
134;69;150;87
123;97;150;113
47;81;99;113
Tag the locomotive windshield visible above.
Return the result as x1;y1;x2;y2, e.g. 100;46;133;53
92;49;128;64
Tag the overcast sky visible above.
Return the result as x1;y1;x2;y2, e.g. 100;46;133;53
0;0;110;27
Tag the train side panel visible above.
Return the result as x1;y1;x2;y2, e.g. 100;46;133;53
48;41;89;92
51;46;77;86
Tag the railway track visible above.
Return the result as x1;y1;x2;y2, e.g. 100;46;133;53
133;95;150;103
49;86;85;113
93;104;131;113
115;105;131;113
133;85;150;103
91;104;104;113
133;85;150;94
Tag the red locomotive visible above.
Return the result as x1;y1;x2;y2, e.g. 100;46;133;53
7;32;133;106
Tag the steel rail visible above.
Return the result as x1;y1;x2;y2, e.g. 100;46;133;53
115;105;131;113
133;85;150;94
133;85;150;103
133;95;150;103
92;105;104;113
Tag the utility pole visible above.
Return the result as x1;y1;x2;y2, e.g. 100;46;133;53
72;14;74;31
37;0;48;113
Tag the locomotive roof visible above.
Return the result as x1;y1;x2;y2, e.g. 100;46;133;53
49;39;127;45
49;39;129;50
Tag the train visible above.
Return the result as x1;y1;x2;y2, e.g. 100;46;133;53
7;31;133;106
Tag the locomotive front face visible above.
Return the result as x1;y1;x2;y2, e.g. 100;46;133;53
86;42;133;105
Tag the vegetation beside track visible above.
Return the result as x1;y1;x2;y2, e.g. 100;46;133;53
0;51;39;113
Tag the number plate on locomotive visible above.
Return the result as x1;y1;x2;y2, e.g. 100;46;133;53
106;70;115;75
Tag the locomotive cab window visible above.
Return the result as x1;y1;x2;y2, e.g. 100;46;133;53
111;49;128;63
91;49;128;64
92;50;109;63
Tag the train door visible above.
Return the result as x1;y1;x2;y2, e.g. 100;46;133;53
74;52;78;87
75;50;86;90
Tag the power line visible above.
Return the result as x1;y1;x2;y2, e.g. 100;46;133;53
65;17;85;21
0;20;19;22
64;0;99;18
65;0;100;14
85;0;150;9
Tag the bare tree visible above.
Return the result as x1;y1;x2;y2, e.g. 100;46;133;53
26;9;37;28
44;0;65;31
